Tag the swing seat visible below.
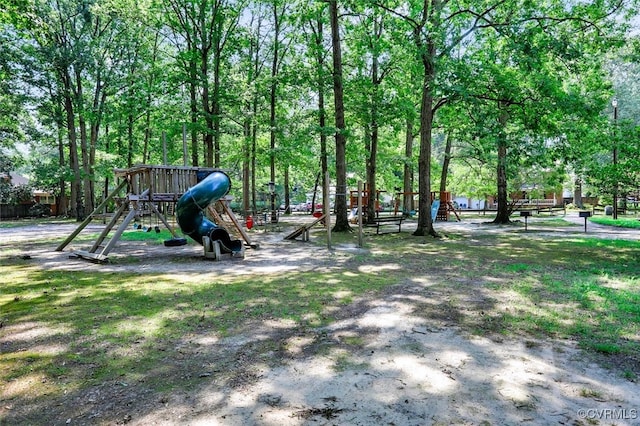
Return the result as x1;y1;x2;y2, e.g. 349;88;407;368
164;237;188;247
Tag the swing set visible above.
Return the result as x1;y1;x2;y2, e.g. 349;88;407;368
56;165;253;263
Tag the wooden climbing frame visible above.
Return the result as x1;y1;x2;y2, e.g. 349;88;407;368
56;165;254;262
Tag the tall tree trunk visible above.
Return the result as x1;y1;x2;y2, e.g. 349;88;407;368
247;23;262;216
212;47;222;168
189;47;199;167
269;2;281;221
573;178;583;208
127;113;134;168
365;125;378;224
242;92;252;215
284;165;290;215
63;80;82;221
493;110;511;223
251;96;258;214
75;69;93;217
142;107;151;164
104;124;110;214
439;133;452;193
403;118;414;214
329;0;350;231
57;122;68;217
312;14;328;210
242;114;251;216
366;27;380;225
201;48;214;168
89;74;106;212
413;41;437;237
143;34;160;165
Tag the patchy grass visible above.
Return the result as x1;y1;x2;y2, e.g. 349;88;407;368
590;215;640;229
118;228;183;243
1;218;640;423
530;217;576;227
0;218;76;228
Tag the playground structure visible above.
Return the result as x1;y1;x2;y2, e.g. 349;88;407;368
349;187;382;215
393;191;461;221
431;191;461;221
56;165;252;262
283;212;327;241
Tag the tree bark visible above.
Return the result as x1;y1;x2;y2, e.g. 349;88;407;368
284;165;290;214
269;2;281;221
62;77;82;221
440;133;452;193
127;113;134;168
189;42;199;166
493;110;511;224
75;68;93;217
329;0;350;232
313;15;328;210
212;42;222;168
201;46;214;167
365;23;380;224
242;93;251;215
403;118;414;214
413;38;437;237
57;122;68;217
573;178;583;208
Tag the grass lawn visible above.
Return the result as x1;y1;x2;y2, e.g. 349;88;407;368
1;219;639;422
590;215;640;229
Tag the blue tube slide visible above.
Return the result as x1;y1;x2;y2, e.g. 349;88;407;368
176;170;242;252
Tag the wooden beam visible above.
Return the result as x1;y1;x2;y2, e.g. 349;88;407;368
56;179;128;251
283;214;326;241
218;201;255;248
89;200;129;253
98;208;138;257
70;250;108;263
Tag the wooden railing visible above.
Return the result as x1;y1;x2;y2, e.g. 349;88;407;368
113;165;219;201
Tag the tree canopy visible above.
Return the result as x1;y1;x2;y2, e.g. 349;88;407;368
1;0;639;228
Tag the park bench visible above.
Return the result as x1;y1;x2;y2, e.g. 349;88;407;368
365;215;405;234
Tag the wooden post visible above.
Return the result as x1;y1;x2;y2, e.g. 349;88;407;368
56;179;128;251
99;208;138;257
98;188;149;257
218;200;256;248
182;124;188;166
357;180;363;248
324;171;332;250
89;201;129;253
162;131;168;165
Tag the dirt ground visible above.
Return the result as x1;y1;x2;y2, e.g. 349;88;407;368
1;214;639;425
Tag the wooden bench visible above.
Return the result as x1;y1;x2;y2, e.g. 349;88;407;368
365;215;405;234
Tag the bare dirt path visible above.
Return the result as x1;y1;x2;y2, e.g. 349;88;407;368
1;214;639;425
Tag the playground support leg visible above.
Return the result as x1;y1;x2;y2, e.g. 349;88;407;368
56;179;128;251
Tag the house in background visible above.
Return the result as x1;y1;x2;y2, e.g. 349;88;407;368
0;171;56;218
0;171;29;186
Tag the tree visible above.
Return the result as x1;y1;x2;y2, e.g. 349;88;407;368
328;0;350;231
302;2;331;215
267;0;293;220
164;0;245;168
346;4;402;224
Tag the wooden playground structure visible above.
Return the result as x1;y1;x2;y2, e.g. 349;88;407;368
56;165;253;263
393;190;461;221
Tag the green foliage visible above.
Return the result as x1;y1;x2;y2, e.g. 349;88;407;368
590;216;640;229
0;183;33;204
0;0;638;214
